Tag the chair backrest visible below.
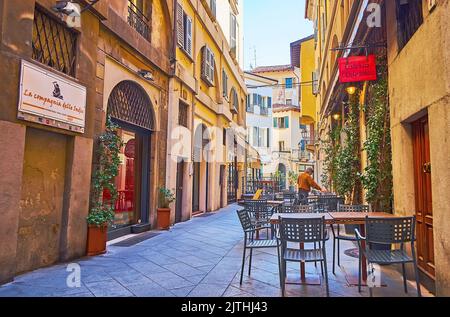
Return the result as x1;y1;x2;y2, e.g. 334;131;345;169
281;204;316;214
236;209;254;232
311;203;329;213
244;199;268;212
318;195;344;212
365;216;416;245
279;217;326;243
337;204;370;212
283;191;296;200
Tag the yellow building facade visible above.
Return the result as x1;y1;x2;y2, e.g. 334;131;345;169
166;0;247;223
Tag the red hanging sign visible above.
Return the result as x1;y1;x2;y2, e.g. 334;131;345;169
338;55;377;83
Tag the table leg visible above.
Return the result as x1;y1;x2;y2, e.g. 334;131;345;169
360;224;368;282
300;243;306;282
285;242;321;286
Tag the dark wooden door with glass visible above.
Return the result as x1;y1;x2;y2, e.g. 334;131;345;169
175;161;184;223
412;116;435;278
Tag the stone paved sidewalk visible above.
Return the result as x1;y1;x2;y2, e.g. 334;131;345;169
0;204;432;297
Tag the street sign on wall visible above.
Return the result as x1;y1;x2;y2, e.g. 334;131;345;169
18;60;87;133
338;55;377;83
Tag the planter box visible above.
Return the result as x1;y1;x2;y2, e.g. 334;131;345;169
87;225;107;256
157;208;171;230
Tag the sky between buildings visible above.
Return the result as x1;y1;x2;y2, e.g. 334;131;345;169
244;0;314;71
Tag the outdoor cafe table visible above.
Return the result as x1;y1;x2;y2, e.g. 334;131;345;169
270;212;396;286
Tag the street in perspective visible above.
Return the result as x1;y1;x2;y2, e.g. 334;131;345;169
0;0;449;305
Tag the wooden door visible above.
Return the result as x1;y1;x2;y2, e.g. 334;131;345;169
192;162;200;212
175;162;184;223
412;116;435;278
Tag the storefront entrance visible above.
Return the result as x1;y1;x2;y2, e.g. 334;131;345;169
106;80;154;240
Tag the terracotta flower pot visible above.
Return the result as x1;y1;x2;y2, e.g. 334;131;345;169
87;225;108;256
157;208;171;230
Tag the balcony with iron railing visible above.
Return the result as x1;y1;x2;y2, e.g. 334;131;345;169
127;1;151;41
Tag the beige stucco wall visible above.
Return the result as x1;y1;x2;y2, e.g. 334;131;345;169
386;1;450;296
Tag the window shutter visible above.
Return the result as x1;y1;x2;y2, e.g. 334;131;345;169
273;118;278;128
222;70;228;97
210;0;217;17
267;129;270;147
268;97;272;108
230;14;237;52
210;50;215;85
185;16;193;56
285;117;289;128
201;46;207;79
176;3;185;47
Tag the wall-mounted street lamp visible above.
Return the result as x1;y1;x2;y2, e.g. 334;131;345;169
346;86;357;95
332;113;341;121
52;1;101;27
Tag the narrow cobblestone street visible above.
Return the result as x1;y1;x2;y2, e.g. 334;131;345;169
0;204;432;297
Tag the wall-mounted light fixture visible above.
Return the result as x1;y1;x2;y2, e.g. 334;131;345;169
138;70;154;81
346;86;357;95
332;113;341;121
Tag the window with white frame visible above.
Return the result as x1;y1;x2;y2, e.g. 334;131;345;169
176;3;193;57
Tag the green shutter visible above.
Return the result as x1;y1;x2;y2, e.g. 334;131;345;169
273;118;278;128
285;117;289;128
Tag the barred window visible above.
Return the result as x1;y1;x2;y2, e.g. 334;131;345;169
128;0;151;41
32;6;77;76
396;0;423;51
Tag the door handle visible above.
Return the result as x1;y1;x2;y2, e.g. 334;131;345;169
423;162;431;174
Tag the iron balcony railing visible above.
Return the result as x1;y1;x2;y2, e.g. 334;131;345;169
260;107;269;116
128;1;151;41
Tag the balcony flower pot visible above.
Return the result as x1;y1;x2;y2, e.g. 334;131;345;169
87;225;108;256
157;187;176;231
157;208;171;230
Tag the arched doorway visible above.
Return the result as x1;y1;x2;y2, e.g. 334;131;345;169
192;124;211;213
106;80;155;238
277;163;287;191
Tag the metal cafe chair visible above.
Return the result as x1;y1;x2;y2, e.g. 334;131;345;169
236;209;281;286
282;191;297;204
277;216;330;297
244;199;276;239
331;204;370;274
317;195;344;212
355;216;421;297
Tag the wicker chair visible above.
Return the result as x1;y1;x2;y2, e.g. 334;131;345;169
278;217;330;297
236;209;281;285
331;204;370;274
355;216;421;297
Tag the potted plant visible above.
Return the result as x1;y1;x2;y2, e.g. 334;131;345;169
86;116;123;256
288;171;299;192
157;187;175;230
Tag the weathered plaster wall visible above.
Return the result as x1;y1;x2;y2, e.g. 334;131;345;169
386;1;450;296
0;122;26;284
16;128;67;274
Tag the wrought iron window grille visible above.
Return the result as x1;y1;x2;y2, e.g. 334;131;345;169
32;6;78;76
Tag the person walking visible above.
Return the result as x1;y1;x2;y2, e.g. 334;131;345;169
297;167;326;202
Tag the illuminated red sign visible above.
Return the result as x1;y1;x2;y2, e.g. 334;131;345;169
338;55;377;83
